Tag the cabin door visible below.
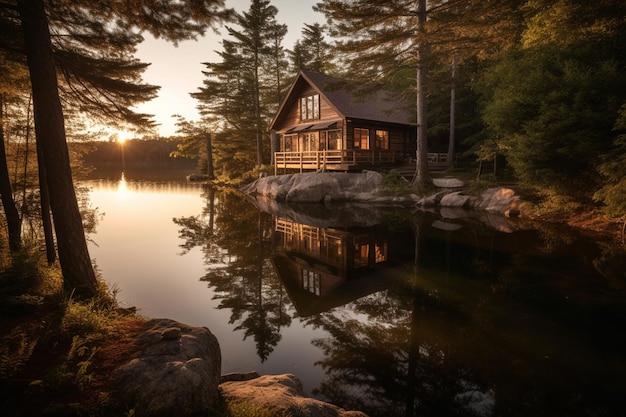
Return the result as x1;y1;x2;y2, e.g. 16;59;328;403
301;132;318;152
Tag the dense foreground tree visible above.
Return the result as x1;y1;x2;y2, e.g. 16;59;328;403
3;0;231;298
474;0;626;201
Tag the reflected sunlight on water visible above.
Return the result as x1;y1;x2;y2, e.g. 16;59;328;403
84;177;327;394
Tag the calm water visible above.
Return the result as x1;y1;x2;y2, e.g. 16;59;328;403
84;174;626;417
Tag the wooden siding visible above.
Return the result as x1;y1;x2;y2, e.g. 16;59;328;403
273;85;342;133
345;119;416;158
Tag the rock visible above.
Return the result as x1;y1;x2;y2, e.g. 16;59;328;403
111;318;221;417
287;173;341;203
186;173;209;182
477;187;521;215
440;191;470;208
241;171;385;203
417;190;449;206
433;177;464;188
432;220;463;231
221;371;260;383
220;374;369;417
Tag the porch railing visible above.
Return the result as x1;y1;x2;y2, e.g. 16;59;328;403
274;149;398;174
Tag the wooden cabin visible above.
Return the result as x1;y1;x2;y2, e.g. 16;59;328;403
270;70;418;174
271;217;414;316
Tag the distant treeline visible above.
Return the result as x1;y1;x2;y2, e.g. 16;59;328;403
75;139;197;168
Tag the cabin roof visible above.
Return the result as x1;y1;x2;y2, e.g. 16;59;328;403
270;70;415;131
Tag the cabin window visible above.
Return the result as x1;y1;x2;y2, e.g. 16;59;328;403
375;130;389;150
319;129;341;150
302;269;321;296
354;128;369;149
301;132;317;151
300;94;320;121
354;243;370;267
374;240;388;263
327;130;342;150
283;134;297;152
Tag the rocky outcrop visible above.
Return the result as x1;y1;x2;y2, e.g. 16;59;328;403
241;172;523;218
111;318;221;417
241;171;416;205
220;373;369;417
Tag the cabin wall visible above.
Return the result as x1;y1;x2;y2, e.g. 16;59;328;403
345;119;416;158
273;85;342;132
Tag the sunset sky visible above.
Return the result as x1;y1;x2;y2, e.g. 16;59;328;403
133;0;323;137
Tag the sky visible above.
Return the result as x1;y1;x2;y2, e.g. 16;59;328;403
132;0;323;138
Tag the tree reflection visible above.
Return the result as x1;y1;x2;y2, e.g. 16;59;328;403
173;187;291;361
174;189;626;417
309;216;491;417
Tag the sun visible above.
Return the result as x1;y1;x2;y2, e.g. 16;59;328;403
117;130;133;143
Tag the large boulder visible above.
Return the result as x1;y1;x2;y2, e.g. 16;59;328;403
220;374;369;417
439;191;471;208
241;171;384;203
111;318;221;417
476;187;521;216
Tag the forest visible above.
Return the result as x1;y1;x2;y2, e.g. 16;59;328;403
183;0;626;222
0;0;625;304
0;1;625;415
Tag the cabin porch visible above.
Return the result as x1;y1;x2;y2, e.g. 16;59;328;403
274;149;401;174
274;150;450;175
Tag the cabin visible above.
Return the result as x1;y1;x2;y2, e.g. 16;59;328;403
270;70;419;175
270;216;416;316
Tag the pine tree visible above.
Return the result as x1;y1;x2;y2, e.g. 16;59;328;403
194;0;287;174
314;0;525;187
3;0;231;298
299;23;334;74
224;0;286;166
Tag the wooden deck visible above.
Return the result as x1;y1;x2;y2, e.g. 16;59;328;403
274;150;399;174
274;150;450;175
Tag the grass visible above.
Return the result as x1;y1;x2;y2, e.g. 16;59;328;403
0;237;147;416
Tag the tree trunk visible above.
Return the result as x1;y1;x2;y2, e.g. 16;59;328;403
270;130;278;166
412;0;432;189
447;55;457;171
0;96;22;251
206;132;215;180
18;0;98;298
36;136;56;264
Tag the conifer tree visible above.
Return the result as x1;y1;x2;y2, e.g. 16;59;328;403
224;0;286;166
2;0;231;298
314;0;524;187
298;23;334;74
195;0;287;173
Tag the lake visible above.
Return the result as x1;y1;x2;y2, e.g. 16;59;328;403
84;173;626;417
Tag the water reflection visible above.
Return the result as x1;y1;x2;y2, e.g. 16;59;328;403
84;178;626;416
174;187;626;417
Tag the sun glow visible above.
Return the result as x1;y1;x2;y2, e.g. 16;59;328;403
116;130;133;143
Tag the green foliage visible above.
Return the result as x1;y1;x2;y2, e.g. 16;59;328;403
475;42;626;199
528;189;584;218
378;170;413;196
0;242;60;297
466;175;498;196
593;104;626;219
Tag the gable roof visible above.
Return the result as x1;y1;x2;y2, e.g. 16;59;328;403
270;70;415;131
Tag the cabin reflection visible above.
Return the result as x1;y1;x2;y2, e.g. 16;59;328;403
271;217;414;316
